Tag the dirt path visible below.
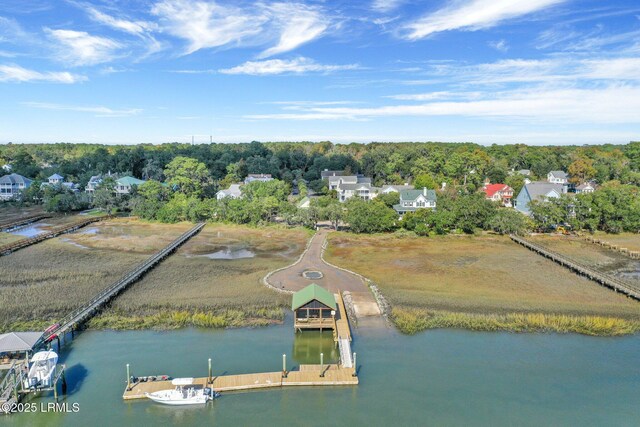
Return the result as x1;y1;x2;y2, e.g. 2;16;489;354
266;228;382;321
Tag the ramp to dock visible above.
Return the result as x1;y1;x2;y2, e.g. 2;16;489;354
123;364;358;400
338;338;353;368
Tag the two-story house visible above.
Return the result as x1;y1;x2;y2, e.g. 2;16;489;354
482;183;514;207
115;176;146;195
0;173;32;200
380;184;414;194
244;174;273;184
547;171;569;184
393;187;437;216
514;182;564;215
216;184;243;200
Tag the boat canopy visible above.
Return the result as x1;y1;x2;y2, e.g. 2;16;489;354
30;350;58;362
171;378;194;386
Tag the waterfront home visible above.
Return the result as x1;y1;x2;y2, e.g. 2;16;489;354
337;182;379;202
547;170;569;184
380;184;414;194
85;175;103;194
575;182;597;194
321;169;346;180
514;182;564;214
48;173;64;185
482;183;514;207
327;175;371;191
0;173;32;201
42;173;80;192
244;173;273;184
216;184;242;200
115;176;146;195
292;284;337;332
393;187;437;216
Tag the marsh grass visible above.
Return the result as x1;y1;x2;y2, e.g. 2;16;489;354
393;307;640;336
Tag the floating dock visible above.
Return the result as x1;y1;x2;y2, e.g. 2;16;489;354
122;364;358;400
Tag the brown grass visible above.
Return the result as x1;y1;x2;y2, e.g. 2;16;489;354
325;233;640;322
593;232;640;253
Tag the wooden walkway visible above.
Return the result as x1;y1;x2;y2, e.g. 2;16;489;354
334;293;352;342
34;222;206;348
0;214;51;232
0;215;110;256
122;364;358;400
510;234;640;301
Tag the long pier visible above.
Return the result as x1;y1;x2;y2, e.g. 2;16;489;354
35;222;206;348
123;364;358;400
0;214;52;232
510;234;640;300
0;215;110;256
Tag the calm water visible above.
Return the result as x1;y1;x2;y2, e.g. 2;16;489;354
2;321;639;426
9;223;50;238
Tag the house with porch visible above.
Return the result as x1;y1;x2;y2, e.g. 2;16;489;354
321;169;346;180
0;173;32;201
380;184;414;194
244;173;273;184
292;284;337;332
393;187;437;216
482;183;514;207
575;182;597;194
216;183;242;200
115;176;146;195
547;170;569;184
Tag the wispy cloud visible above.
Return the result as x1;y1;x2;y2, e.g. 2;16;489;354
45;28;121;66
258;3;328;58
371;0;405;13
0;64;86;83
488;39;509;52
219;57;358;75
22;101;141;117
402;0;567;39
151;0;330;57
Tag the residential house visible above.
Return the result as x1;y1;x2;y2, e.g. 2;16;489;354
547;171;569;184
0;173;32;200
244;174;273;184
337;182;378;202
41;173;79;192
321;169;346;180
115;176;146;195
514;182;564;215
216;184;242;200
393;187;437;216
327;175;371;191
380;184;414;194
482;183;514;207
85;175;103;194
48;173;64;185
575;182;597;194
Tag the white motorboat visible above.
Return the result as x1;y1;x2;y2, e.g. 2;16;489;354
145;378;219;406
23;350;58;389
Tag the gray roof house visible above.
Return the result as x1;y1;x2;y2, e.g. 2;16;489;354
393;188;437;216
381;184;414;194
328;175;371;191
514;182;565;214
0;173;32;201
0;331;43;358
547;171;569;184
321;170;346;179
244;174;273;184
48;173;64;184
337;182;379;202
216;184;243;200
575;182;597;194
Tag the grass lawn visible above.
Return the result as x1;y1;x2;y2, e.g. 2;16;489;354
94;223;310;329
325;232;640;336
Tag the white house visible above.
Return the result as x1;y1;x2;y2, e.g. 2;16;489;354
115;176;146;195
575;182;597;194
327;175;371;191
393;187;437;216
85;175;102;194
547;171;569;184
48;173;64;185
216;184;242;200
0;173;32;200
380;184;414;194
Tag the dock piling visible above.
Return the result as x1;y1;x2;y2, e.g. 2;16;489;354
352;352;357;377
208;358;212;384
282;354;287;378
126;364;130;391
320;353;324;378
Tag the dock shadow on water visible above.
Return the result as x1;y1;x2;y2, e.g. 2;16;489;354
292;331;339;365
62;364;89;397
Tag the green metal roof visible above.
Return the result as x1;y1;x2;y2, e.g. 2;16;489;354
116;176;146;186
291;284;337;311
400;188;437;202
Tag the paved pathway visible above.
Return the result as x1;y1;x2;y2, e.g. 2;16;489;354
267;228;382;320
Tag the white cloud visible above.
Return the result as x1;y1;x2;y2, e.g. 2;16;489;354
22;101;141;117
219;57;358;75
258;3;328;58
372;0;405;13
488;39;509;52
0;64;86;83
151;0;265;54
245;85;640;124
403;0;567;39
83;5;157;36
151;0;329;57
45;28;121;66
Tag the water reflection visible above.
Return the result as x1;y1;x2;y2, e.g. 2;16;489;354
292;331;339;365
10;223;50;237
196;248;256;260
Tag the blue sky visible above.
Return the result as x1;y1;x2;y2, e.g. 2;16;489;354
0;0;639;145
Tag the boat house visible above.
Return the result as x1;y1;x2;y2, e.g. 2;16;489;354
292;284;337;332
0;332;43;366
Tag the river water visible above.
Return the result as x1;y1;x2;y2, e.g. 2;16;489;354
2;320;639;426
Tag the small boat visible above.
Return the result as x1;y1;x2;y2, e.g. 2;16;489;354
23;350;58;389
145;378;219;406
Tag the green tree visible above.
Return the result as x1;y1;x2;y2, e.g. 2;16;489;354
345;199;398;233
413;173;437;190
488;209;531;235
164;156;212;197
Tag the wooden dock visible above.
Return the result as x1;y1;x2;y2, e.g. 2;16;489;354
34;222;206;349
0;215;110;256
0;214;51;232
122;364;358;400
510;234;640;300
